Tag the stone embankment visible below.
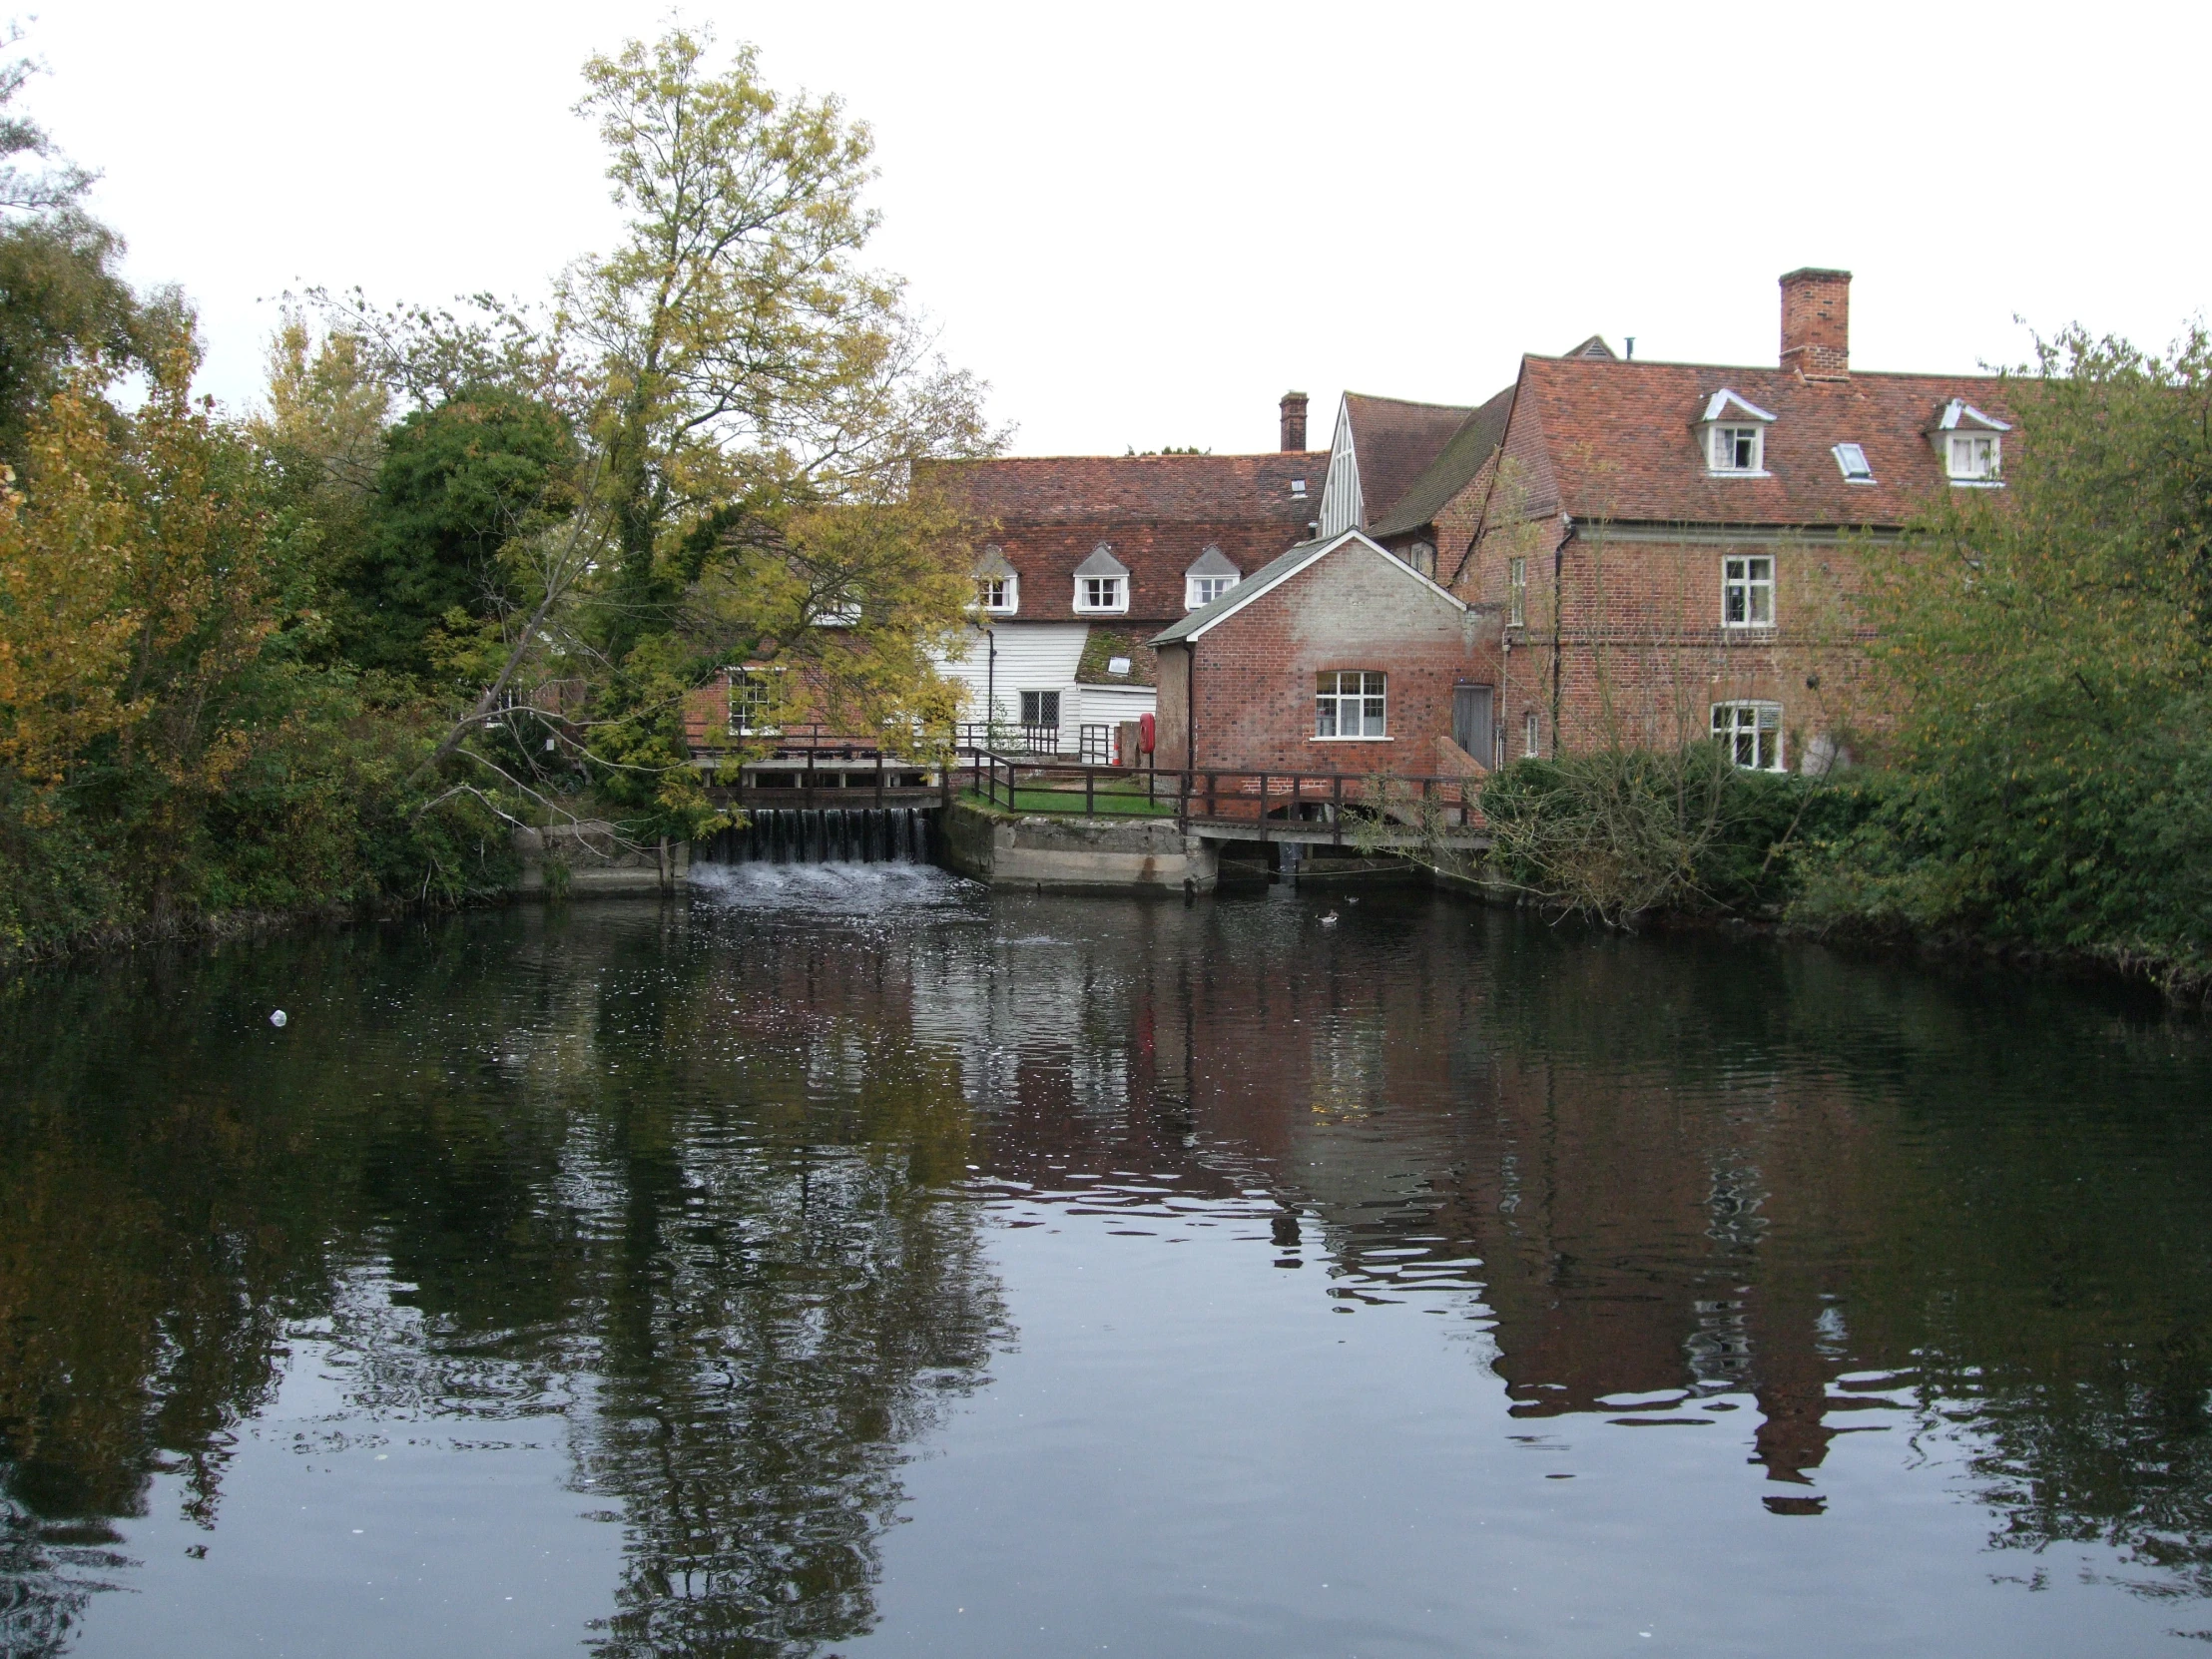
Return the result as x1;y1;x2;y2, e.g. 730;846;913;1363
514;824;689;896
937;802;1217;892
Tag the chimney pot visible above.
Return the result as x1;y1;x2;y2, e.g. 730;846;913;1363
1779;269;1852;379
1280;390;1309;452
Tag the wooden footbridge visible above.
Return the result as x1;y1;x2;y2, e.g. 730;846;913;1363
697;730;1485;849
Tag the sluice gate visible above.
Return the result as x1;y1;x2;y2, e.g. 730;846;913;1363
698;806;933;865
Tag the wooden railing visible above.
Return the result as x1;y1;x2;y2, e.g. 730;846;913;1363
960;751;1479;841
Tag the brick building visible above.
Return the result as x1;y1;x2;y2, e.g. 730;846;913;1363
1450;270;2012;771
915;394;1326;755
1148;529;1499;776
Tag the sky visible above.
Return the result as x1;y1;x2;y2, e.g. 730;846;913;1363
24;1;2212;457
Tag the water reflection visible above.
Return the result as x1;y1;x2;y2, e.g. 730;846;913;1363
0;872;2207;1653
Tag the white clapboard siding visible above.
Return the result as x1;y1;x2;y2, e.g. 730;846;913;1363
937;624;1091;743
1074;684;1156;747
1316;397;1363;537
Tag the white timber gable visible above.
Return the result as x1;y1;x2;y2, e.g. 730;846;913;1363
1316;397;1364;538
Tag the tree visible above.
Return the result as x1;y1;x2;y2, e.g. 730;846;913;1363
0;35;184;460
342;388;577;680
1798;326;2212;989
562;24;998;655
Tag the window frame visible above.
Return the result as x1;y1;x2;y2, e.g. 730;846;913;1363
1832;442;1876;483
1184;572;1238;610
1523;709;1540;758
979;573;1018;614
1314;671;1388;741
1946;431;2001;484
1722;554;1776;629
1018;688;1061;731
1507;556;1527;627
727;667;782;738
1711;700;1785;772
1709;423;1766;474
1074;574;1128;614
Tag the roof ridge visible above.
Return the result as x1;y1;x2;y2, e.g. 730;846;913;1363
1526;352;2006;382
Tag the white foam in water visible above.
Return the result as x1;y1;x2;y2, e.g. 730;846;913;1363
691;860;975;914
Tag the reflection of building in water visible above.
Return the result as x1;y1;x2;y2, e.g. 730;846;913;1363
942;895;1899;1495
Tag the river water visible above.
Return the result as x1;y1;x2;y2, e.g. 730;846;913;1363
2;867;2209;1657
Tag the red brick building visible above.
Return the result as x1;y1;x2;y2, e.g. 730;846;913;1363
1148;529;1499;777
1452;270;2012;771
914;395;1326;754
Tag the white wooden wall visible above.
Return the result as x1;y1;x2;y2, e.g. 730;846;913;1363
1316;398;1364;538
936;626;1158;753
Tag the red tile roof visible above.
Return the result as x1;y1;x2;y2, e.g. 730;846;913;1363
920;451;1326;522
1341;393;1479;529
1509;354;2012;528
916;452;1327;624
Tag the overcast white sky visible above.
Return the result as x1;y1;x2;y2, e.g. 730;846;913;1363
24;1;2212;456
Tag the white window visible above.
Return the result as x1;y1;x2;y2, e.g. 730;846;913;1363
1934;398;2010;486
1291;478;1308;498
815;599;861;627
1186;573;1237;609
1076;575;1127;613
1523;710;1540;757
1710;425;1764;472
1507;556;1527;627
1723;555;1775;627
728;669;778;737
1315;671;1386;739
1947;433;1999;481
1833;442;1875;483
1019;690;1060;730
1697;388;1776;477
979;574;1017;613
1406;541;1435;578
1712;701;1784;771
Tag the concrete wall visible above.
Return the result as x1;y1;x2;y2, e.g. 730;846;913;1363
938;802;1217;891
514;824;689;896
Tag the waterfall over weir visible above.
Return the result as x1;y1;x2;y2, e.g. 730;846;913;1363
698;806;933;865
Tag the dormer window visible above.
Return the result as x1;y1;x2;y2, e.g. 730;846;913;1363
1934;398;2009;486
1188;574;1236;608
974;546;1019;615
1833;442;1876;483
1183;545;1241;611
1073;545;1131;613
1948;433;1998;480
1697;389;1776;477
1712;426;1762;471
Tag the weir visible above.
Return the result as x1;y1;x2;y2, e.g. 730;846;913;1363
698;806;933;865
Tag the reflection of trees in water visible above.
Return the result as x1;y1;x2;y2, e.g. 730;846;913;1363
3;892;2212;1635
0;909;1005;1655
580;1141;999;1658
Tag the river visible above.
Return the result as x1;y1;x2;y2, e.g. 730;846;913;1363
1;866;2208;1657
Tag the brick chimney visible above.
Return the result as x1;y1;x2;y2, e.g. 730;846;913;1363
1779;269;1852;378
1280;390;1309;451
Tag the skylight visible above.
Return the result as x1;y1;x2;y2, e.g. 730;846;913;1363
1833;442;1875;483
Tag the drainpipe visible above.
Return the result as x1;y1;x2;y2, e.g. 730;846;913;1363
1188;643;1199;771
985;627;996;747
1549;513;1576;760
